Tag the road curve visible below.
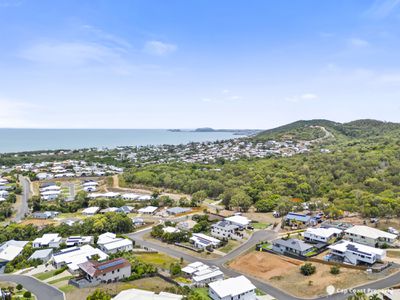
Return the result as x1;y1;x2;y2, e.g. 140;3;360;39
0;274;65;300
128;228;400;300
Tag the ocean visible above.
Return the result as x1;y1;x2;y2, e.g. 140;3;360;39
0;129;242;154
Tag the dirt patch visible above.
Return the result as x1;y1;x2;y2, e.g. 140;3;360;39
20;219;58;227
229;251;396;298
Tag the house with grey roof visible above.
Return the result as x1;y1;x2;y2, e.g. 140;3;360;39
211;221;243;240
272;238;314;256
166;207;191;215
29;249;53;263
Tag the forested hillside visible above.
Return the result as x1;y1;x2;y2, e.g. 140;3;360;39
122;119;400;219
254;119;400;141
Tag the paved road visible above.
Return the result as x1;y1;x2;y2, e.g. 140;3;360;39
128;228;400;300
0;274;64;300
14;176;30;222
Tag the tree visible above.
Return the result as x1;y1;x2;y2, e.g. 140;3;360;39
230;190;252;212
86;290;112;300
347;291;368;300
330;265;340;275
23;291;31;299
16;284;23;291
169;263;182;276
254;198;276;212
300;263;316;276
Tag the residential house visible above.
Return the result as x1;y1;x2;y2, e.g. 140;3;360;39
0;240;28;267
82;207;100;216
224;215;250;229
138;206;158;215
208;275;256;300
303;227;342;243
32;211;59;219
77;258;131;286
190;233;221;249
32;233;62;248
65;236;93;247
284;212;314;226
28;249;53;263
166;207;191;215
328;240;386;265
52;245;108;272
211;221;243;240
117;206;134;214
113;289;183;300
97;232;133;254
344;225;397;247
272;238;314;256
182;261;224;287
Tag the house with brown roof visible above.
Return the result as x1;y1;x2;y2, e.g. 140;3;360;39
76;258;131;286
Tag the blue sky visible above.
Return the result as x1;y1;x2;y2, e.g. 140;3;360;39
1;0;400;129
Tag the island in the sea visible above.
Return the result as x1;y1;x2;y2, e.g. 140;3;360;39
168;127;262;135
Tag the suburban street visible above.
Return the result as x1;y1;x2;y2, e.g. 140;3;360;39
128;227;400;300
0;274;64;300
14;176;31;222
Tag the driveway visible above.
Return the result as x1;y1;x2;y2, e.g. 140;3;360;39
128;228;400;300
0;274;64;300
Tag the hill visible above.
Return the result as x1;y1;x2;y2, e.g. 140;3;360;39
254;119;400;141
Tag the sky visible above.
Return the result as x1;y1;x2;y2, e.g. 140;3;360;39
1;0;400;129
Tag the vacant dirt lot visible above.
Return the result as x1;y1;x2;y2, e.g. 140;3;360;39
229;251;396;298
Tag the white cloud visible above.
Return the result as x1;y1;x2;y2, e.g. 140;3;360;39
221;89;230;94
81;25;132;49
201;98;213;102
348;38;370;48
285;93;319;103
19;41;123;66
144;40;177;56
364;0;400;19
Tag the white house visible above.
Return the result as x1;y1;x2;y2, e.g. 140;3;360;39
303;227;342;243
82;206;100;216
52;245;108;272
211;221;242;240
208;276;256;300
65;236;93;247
344;225;397;247
190;233;221;249
182;262;224;287
0;240;28;266
78;258;131;285
32;233;62;248
328;240;386;265
224;216;250;229
138;206;158;215
113;289;183;300
97;232;133;254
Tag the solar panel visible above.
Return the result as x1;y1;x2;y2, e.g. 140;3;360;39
97;259;125;270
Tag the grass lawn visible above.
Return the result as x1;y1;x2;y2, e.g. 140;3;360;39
59;285;76;293
219;239;241;253
259;242;272;250
34;270;59;281
193;287;211;299
47;276;74;285
135;252;180;268
252;222;269;229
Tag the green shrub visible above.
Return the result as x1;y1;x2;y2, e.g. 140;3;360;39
300;263;316;276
